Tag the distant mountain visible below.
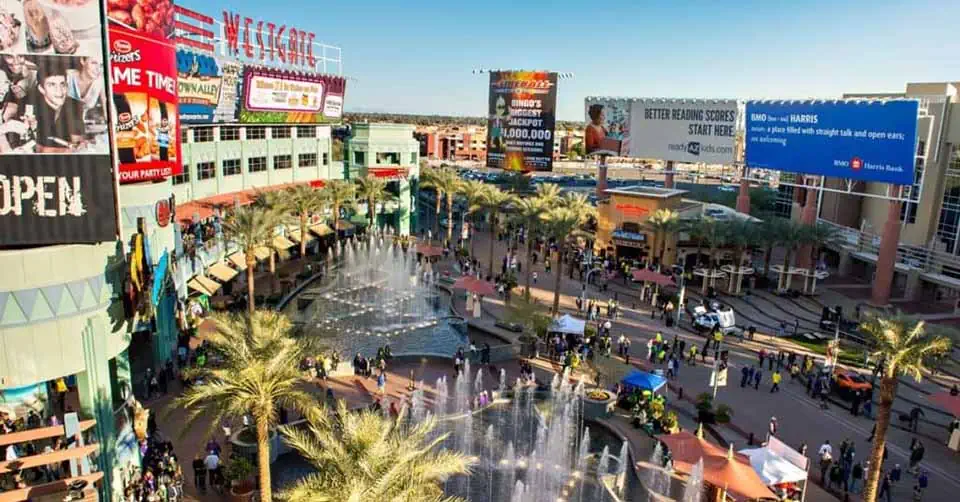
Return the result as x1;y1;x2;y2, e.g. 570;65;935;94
343;112;584;130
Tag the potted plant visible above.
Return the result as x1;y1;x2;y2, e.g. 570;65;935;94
714;404;733;424
695;392;715;424
224;457;256;502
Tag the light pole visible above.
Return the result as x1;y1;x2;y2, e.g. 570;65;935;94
676;266;686;325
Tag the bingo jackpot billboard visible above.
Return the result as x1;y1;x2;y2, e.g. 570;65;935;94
486;71;558;172
0;0;119;245
108;0;182;184
239;67;346;123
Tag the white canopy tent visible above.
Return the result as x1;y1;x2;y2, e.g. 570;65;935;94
739;447;808;485
549;314;586;336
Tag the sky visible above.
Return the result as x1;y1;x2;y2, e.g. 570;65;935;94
180;0;960;121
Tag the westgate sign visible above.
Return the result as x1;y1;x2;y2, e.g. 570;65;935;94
222;11;318;69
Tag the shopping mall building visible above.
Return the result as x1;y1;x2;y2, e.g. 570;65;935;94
0;6;418;499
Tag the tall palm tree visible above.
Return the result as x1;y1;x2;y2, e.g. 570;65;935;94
501;171;533;194
431;169;463;245
858;315;951;502
322;180;357;257
799;221;840;269
684;217;712;269
279;401;474;502
481;186;515;277
643;209;682;269
756;217;785;281
544;206;592;314
534;183;563;209
720;219;759;294
419;166;443;241
512;197;547;300
459;179;491;259
222;205;280;314
355;175;393;232
283;185;327;262
174;311;315;502
775;220;807;291
251;190;287;276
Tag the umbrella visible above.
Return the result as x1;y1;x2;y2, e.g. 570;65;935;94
622;370;667;393
632;268;676;287
656;426;728;473
453;276;496;297
416;243;445;257
929;391;960;417
701;446;776;500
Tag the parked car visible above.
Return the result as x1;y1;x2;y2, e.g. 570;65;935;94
832;368;872;399
691;306;741;337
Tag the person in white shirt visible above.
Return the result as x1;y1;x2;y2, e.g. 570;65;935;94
818;440;833;459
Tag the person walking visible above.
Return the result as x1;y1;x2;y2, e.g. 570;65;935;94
909;406;925;433
878;472;892;502
850;461;864;494
753;367;762;390
909;441;925;474
768;416;778;438
818;440;833;484
192;453;207;491
740;365;750;388
771;370;782;393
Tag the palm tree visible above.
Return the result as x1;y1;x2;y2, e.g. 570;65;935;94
431;168;463;245
419;166;443;240
283;185;327;263
355;175;393;232
482;186;515;277
684;217;712;269
322;180;357;257
534;183;562;209
279;401;473;502
858;315;951;502
222;205;281;314
174;311;315;502
459;179;491;259
756;217;785;281
775;220;807;291
720;219;759;294
643;209;682;269
544;206;591;314
501;171;533;194
512;197;548;300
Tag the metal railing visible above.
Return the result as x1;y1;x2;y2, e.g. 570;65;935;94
819;219;960;278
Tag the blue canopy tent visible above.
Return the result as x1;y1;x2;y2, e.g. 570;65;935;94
621;370;667;393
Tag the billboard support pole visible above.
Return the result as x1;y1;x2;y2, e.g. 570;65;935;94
664;161;675;189
736;163;751;214
870;185;905;307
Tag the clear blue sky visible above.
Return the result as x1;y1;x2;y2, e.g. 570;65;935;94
179;0;960;121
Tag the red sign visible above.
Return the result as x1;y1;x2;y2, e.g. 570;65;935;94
109;25;182;183
615;204;650;217
222;11;317;69
156;199;172;227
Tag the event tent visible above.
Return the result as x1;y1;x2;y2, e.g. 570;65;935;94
549;314;586;336
621;370;667;393
739;447;808;486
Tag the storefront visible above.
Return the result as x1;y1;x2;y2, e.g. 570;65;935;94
596;186;687;264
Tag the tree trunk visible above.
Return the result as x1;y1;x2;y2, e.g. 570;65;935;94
299;214;308;262
470;213;477;259
862;375;898;502
446;194;454;246
256;418;272;502
763;246;773;279
434;192;442;242
369;196;376;230
552;246;564;315
524;237;534;300
246;256;256;315
779;249;792;291
488;215;497;278
332;203;340;259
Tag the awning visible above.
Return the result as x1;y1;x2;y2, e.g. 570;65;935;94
187;275;221;296
739;447;809;485
272;235;296;250
227;252;248;269
254;246;272;261
287;227;315;244
175;182;313;224
549;314;586;335
208;262;239;283
622;370;666;392
368;167;409;180
309;223;334;236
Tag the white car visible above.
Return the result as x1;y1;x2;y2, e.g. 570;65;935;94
692;306;740;336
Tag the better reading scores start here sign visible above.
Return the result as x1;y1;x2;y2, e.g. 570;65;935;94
745;100;919;185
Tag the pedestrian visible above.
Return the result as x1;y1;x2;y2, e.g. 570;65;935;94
909;406;925;433
851;391;862;416
891;464;902;485
624;342;631;366
769;416;778;437
850;461;864;493
758;348;766;366
192;453;207;491
754;367;762;390
878;472;892;502
818;440;833;483
918;470;928;495
377;369;387;395
740;365;750;388
909;441;925;474
771;370;782;393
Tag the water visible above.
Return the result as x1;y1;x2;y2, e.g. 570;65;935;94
646;442;672;499
682;459;704;502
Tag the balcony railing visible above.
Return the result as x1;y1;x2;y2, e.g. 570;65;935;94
819;219;960;279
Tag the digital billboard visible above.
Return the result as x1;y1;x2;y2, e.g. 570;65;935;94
628;99;738;164
745;100;919;185
584;98;630;157
238;67;346;123
486;71;557;172
176;50;222;123
0;1;118;245
108;0;182;184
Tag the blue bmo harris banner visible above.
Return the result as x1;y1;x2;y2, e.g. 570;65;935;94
745;100;919;185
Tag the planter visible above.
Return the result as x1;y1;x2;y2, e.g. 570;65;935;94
228;482;256;502
583;390;617;421
230;428;281;465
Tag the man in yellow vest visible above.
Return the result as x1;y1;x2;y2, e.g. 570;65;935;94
771;370;782;393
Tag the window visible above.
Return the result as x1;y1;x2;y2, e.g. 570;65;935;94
193;128;214;142
937;146;960;254
248;157;267;173
197;161;215;180
220;127;240;141
296;126;316;138
376;152;401;165
172;168;190;185
299;153;318;168
322;153;329;166
900;157;923;224
409;152;416;164
274;155;292;170
222;158;241;176
180;128;189;144
272;127;291;139
246;127;266;140
354;151;365;164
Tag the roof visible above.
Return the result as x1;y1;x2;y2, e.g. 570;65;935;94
175;181;320;224
604;185;687;199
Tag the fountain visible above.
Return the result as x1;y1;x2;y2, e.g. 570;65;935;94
682;458;704;502
646;442;672;499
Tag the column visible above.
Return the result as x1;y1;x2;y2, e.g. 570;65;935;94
797;178;819;269
664;160;675;189
736;166;750;214
76;316;116;500
398;177;412;235
111;348;132;405
837;250;852;277
871;194;903;306
904;270;921;301
597;161;608;200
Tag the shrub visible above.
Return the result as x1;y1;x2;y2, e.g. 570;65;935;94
715;404;733;424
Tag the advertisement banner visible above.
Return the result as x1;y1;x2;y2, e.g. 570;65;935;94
0;0;118;245
486;71;557;172
239;67;345;123
176;49;221;123
628;99;738;164
214;61;242;122
584;98;630;157
108;2;181;184
745;100;919;185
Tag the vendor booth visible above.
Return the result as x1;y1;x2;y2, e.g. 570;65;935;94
740;436;809;501
549;314;586;336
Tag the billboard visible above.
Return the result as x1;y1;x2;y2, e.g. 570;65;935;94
584;98;630;157
0;1;118;245
109;1;182;184
239;67;346;123
176;50;221;123
486;71;558;172
215;61;242;122
628;99;738;164
745;100;919;185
